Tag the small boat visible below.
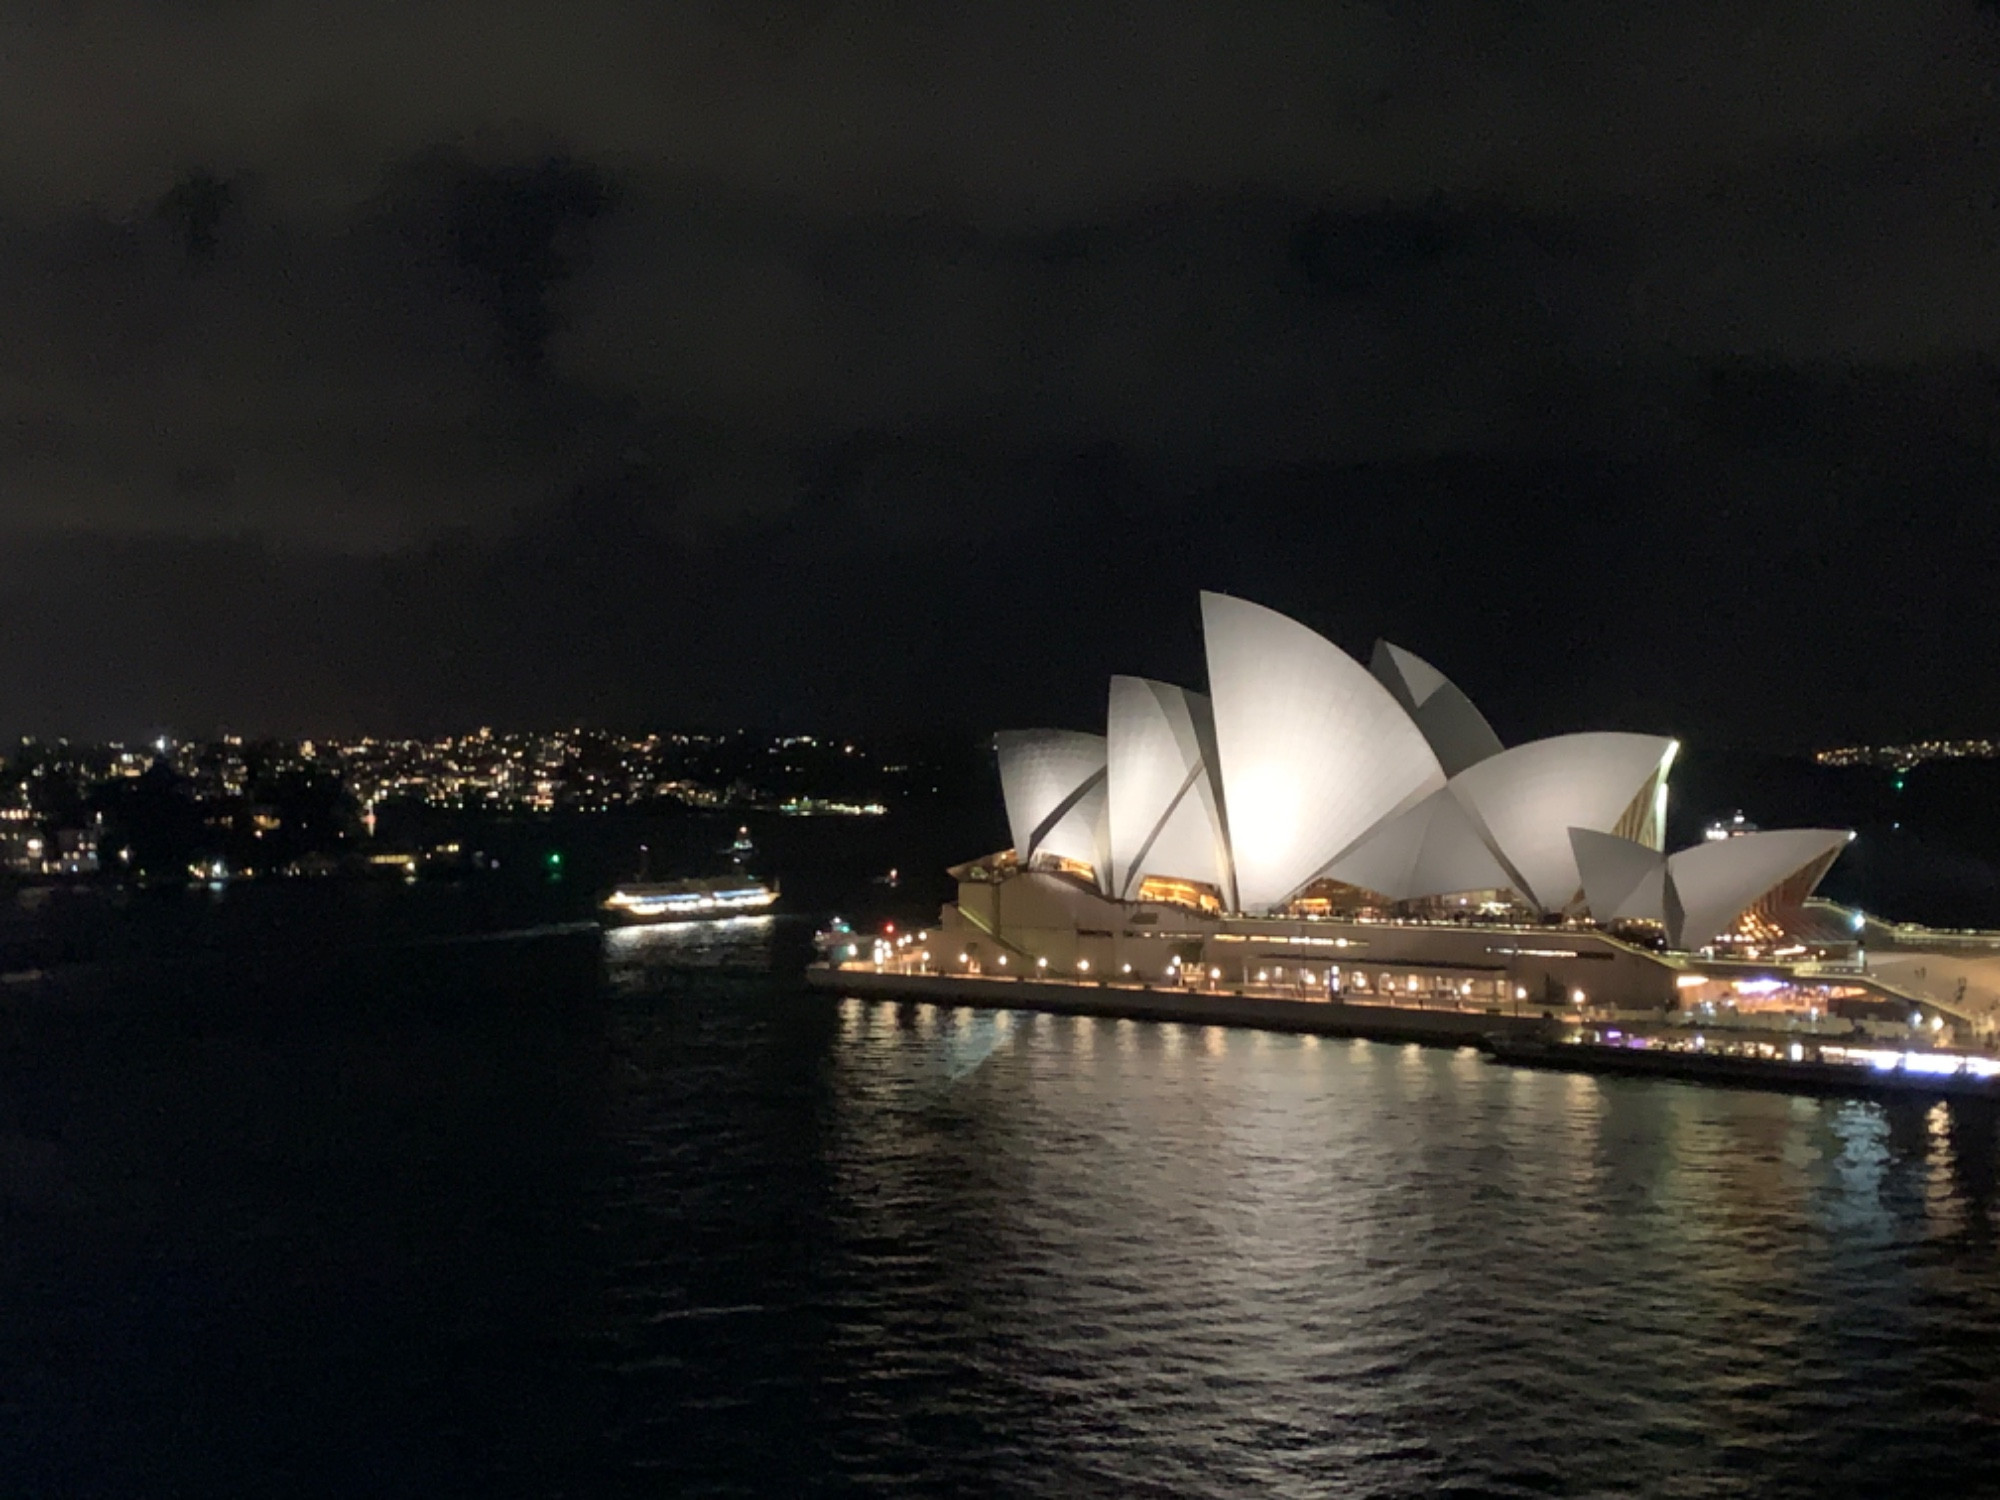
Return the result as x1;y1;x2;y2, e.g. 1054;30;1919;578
600;875;778;925
814;916;864;961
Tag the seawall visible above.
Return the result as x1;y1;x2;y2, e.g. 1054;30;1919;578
804;965;1558;1047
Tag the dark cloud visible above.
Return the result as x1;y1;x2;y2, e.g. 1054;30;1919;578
441;155;614;373
156;169;235;265
1;1;1999;742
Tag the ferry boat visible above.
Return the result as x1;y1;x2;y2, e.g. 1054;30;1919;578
599;828;777;925
600;875;778;925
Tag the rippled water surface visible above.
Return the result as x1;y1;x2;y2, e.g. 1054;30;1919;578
6;910;2000;1497
593;920;2000;1498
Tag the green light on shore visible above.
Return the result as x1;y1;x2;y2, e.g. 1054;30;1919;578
546;851;563;870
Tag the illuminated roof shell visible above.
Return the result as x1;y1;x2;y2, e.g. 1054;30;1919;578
994;729;1109;888
1369;640;1505;777
1105;677;1233;904
1569;827;1671;923
1666;829;1852;950
1448;732;1678;912
1322;732;1677;911
1318;783;1513;902
1201;592;1444;913
1570;826;1851;948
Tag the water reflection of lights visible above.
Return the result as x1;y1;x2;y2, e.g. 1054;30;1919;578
603;912;775;944
602;912;778;991
1929;1100;1952;1153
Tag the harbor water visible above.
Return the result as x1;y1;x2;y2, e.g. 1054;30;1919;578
4;894;2000;1496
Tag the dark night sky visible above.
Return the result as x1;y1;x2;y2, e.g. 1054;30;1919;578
4;1;2000;749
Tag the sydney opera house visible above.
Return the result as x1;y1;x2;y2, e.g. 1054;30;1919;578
913;591;1903;1020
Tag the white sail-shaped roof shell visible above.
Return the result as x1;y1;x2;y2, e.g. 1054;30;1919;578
1449;732;1678;912
1570;828;1670;922
1569;826;1850;948
1319;784;1513;901
1317;732;1674;912
1105;677;1232;903
1201;592;1444;913
1667;829;1852;950
1036;775;1110;888
994;729;1109;888
1370;640;1505;778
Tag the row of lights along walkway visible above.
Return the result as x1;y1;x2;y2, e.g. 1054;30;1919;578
855;930;1585;1016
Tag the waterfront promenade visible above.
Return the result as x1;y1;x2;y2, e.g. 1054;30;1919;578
804;963;1557;1046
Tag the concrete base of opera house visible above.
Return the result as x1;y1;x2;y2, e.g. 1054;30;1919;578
804;964;1562;1047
